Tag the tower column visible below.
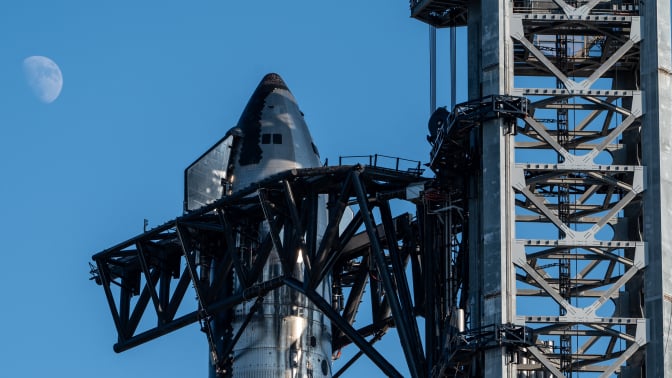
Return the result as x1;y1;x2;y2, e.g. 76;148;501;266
468;0;517;376
641;0;672;376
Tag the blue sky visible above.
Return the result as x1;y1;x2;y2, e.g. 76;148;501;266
0;1;467;377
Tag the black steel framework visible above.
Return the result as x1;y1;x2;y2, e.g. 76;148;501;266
426;95;532;377
410;0;469;27
91;164;450;377
428;95;529;178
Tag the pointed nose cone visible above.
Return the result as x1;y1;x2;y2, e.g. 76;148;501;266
236;73;294;166
230;73;321;193
258;73;289;93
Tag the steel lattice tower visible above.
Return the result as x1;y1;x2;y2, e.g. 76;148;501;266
414;0;672;376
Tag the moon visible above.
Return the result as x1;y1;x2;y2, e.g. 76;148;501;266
23;56;63;104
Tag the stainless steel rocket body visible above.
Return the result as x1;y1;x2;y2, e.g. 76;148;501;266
223;74;331;377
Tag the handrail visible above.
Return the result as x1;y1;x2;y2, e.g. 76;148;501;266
339;154;423;175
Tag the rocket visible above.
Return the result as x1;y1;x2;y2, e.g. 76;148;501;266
185;73;332;377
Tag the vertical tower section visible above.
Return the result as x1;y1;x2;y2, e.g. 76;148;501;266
509;0;661;376
640;0;672;376
413;0;670;376
467;0;517;376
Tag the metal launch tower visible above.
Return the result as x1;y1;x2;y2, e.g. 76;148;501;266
89;1;672;377
414;0;671;376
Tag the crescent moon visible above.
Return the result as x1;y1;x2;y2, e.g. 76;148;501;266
23;56;63;104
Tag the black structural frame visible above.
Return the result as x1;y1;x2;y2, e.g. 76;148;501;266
91;164;446;377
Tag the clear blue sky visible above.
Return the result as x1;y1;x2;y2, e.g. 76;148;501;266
0;1;468;377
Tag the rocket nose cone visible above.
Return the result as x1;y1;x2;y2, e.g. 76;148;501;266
259;73;289;91
250;73;290;100
235;73;296;167
243;73;291;110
